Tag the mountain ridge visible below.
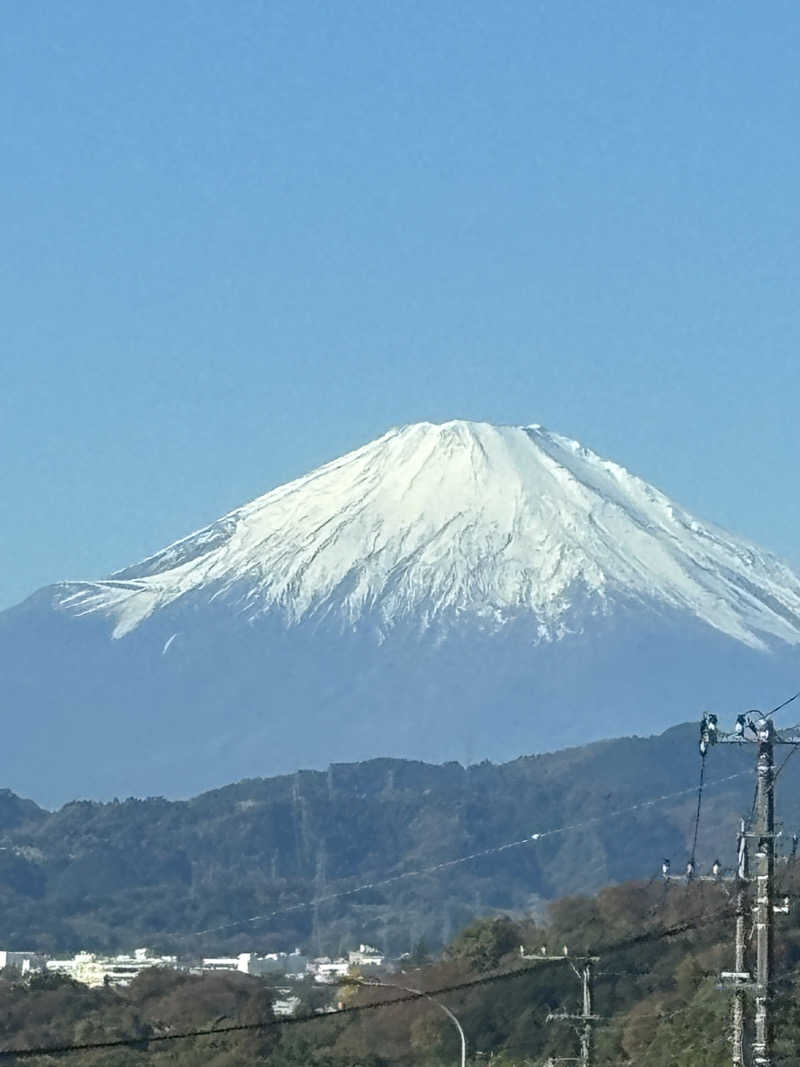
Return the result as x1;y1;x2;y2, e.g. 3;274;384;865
0;722;768;955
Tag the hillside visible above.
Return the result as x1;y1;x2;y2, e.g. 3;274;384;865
0;723;792;956
5;875;800;1067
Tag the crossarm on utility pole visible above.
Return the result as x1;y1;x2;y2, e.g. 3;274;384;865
526;953;598;1067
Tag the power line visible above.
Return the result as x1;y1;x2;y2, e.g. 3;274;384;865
766;689;800;719
596;968;712;982
0;906;735;1060
772;742;800;785
688;750;707;870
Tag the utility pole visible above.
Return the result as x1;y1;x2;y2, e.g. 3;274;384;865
547;957;597;1067
717;820;750;1067
521;948;597;1067
703;711;800;1067
753;717;775;1067
732;821;748;1067
579;958;594;1067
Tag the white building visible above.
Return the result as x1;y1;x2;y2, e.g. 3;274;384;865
200;956;241;973
272;988;302;1016
0;951;46;974
347;944;385;968
310;957;352;983
47;948;177;988
245;949;308;977
201;950;309;977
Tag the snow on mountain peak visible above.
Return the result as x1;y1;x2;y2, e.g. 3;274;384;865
57;420;800;649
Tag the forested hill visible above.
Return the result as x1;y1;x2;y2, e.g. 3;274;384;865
0;722;793;955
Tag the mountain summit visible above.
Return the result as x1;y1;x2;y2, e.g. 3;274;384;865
3;421;800;804
58;420;800;649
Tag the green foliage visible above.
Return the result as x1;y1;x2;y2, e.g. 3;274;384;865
0;725;771;955
0;968;278;1067
446;916;519;972
10;874;800;1066
409;937;432;966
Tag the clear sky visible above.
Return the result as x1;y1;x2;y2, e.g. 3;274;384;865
2;1;799;611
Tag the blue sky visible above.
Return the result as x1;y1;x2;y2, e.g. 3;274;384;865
2;1;799;610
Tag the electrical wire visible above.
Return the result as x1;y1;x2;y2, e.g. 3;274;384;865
1;703;790;1059
773;743;800;785
0;905;734;1060
766;689;800;719
688;750;706;870
596;969;713;983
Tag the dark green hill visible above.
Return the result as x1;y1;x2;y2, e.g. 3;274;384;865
0;722;793;955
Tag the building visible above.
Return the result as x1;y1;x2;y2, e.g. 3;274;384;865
244;949;308;977
0;951;46;974
347;944;385;968
310;957;352;983
201;950;309;977
7;941;381;990
272;988;302;1016
200;956;240;973
46;948;177;988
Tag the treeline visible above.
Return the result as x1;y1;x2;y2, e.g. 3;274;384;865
0;724;780;955
6;868;800;1066
0;967;277;1067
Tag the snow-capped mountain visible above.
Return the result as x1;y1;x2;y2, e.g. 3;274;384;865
2;420;799;805
56;421;800;648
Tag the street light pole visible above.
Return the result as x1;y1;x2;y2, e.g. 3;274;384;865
359;978;467;1067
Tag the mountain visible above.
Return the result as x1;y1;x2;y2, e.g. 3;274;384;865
0;724;778;956
2;420;800;804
